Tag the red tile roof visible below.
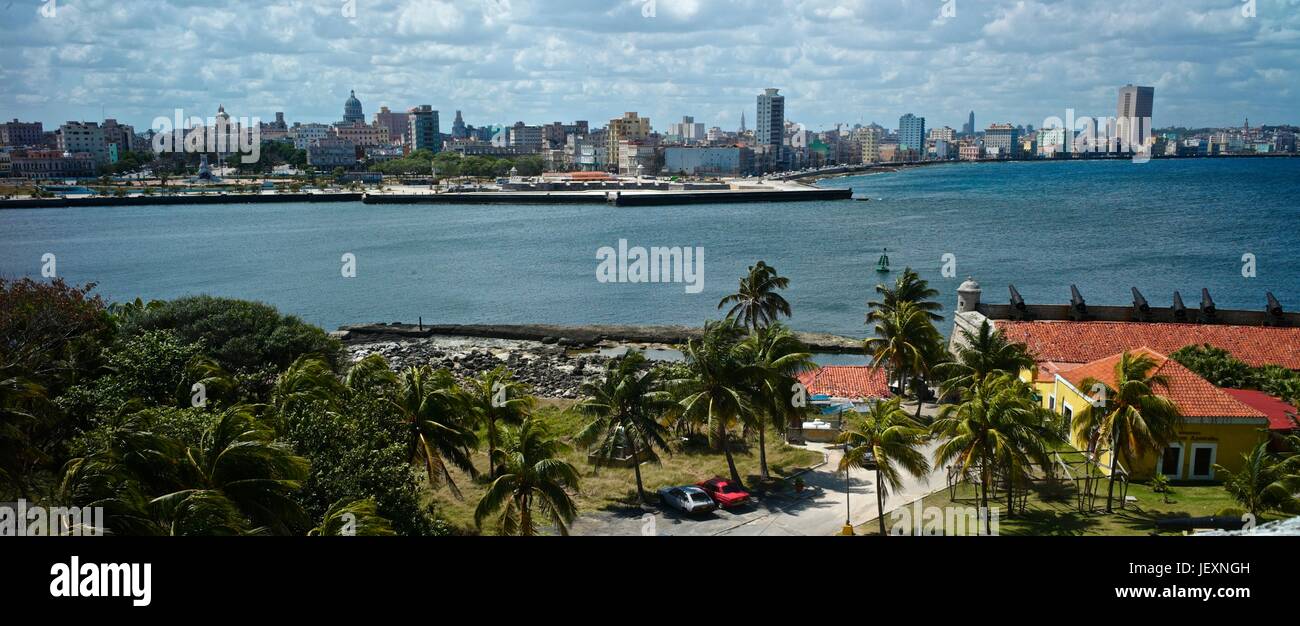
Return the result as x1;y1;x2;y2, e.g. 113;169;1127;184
1058;348;1267;420
998;321;1300;369
1224;389;1300;432
1034;361;1080;383
797;366;891;400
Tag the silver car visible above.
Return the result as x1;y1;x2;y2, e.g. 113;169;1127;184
657;485;717;514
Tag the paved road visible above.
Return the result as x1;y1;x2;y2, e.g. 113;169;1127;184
570;402;947;537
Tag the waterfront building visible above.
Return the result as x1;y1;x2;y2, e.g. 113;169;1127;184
897;113;925;153
407;105;441;153
9;149;97;178
1037;126;1069;156
756;88;785;150
855;126;882;163
0;150;10;178
289;123;332;150
617;140;657;175
306;137;357;168
542;121;589;150
508;122;545;153
1116;84;1155;149
57;121;108;163
607;112;650;173
100;119;135;161
662;146;753;176
0;119;45;147
959;144;982;160
260;113;290;142
984;123;1021;158
365;145;406;163
332;122;390;147
449;143;533;158
375;107;411;145
928;126;955;143
343;90;365;125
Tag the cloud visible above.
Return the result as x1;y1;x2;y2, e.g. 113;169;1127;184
0;0;1296;131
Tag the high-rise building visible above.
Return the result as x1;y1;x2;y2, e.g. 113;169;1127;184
963;111;975;136
756;88;784;147
375;107;411;145
0;119;45;147
452;111;467;139
607;112;650;172
1116;84;1155;149
668;116;706;143
407;105;441;153
508;122;544;153
856;126;882;163
343;90;365;125
984;123;1021;158
898;113;926;153
57;121;108;163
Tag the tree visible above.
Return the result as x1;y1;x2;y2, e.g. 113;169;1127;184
717;261;792;333
309;498;396;536
935;320;1035;398
461;367;533;479
865;301;942;419
576;352;675;503
740;324;815;480
1215;437;1300;517
390;366;478;497
474;418;580;536
837;397;931;535
867;268;943;323
931;374;1060;532
1072;352;1183;513
673;321;757;486
1169;344;1252;389
271;354;344;431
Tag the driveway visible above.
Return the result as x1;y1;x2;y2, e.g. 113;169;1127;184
569;401;947;536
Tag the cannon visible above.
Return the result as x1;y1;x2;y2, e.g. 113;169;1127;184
1131;287;1151;317
1172;291;1188;322
1200;288;1217;321
1154;515;1249;532
1009;284;1027;311
1069;285;1088;320
1266;292;1286;326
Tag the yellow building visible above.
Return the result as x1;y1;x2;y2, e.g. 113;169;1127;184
1023;348;1271;481
607;112;650;173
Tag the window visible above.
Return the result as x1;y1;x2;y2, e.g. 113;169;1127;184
1048;395;1056;411
1160;444;1184;479
1190;444;1217;480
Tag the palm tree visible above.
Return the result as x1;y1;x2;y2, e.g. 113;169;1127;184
344;352;397;395
718;261;792;333
576;352;675;503
461;366;534;478
1072;352;1184;513
865;301;942;419
673;321;758;486
931;374;1060;533
391;366;479;497
270;354;343;428
867;268;943;322
309;498;397;536
474;418;581;536
837;397;931;535
0;371;47;499
741;324;815;480
1215;437;1300;518
935;320;1035;398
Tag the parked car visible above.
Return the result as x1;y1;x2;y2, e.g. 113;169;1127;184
657;485;717;514
695;477;750;508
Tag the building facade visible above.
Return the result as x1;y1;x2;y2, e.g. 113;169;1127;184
663;146;753;176
306;138;358;169
756;88;785;149
607;112;650;173
408;105;441;153
0;119;45;147
898;113;926;153
58;122;108;163
984;123;1021;158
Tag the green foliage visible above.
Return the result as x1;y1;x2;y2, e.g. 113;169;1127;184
1170;344;1253;388
59;330;203;418
1215;438;1300;517
474;418;580;536
121;296;342;378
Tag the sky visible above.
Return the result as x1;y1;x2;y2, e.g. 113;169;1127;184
1;0;1298;133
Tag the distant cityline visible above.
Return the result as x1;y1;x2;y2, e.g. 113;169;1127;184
1;84;1296;180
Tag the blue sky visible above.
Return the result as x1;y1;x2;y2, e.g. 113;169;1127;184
2;0;1297;132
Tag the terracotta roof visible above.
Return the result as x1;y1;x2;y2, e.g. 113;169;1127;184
1034;361;1080;383
797;366;891;400
1058;348;1267;420
1224;389;1300;432
997;321;1300;369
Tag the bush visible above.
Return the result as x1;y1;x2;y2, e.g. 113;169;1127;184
1170;344;1252;388
0;278;113;383
122;296;342;375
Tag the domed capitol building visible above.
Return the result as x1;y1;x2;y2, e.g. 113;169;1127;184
342;90;364;125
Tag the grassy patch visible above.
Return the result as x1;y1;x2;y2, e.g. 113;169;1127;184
858;477;1275;536
423;403;824;535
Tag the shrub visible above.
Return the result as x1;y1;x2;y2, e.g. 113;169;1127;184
1170;344;1252;388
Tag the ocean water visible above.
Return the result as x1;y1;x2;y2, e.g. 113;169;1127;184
1;159;1297;340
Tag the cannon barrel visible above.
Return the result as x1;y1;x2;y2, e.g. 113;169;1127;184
1009;284;1026;311
1267;292;1284;317
1201;288;1217;315
1131;287;1150;314
1172;291;1188;321
1070;285;1087;313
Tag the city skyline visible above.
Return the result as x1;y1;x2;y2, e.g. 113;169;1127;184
1;0;1297;131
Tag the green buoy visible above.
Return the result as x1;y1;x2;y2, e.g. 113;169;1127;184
876;248;891;273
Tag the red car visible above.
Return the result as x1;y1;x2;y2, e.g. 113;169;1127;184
696;478;750;508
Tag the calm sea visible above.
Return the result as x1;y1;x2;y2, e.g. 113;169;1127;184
2;159;1297;342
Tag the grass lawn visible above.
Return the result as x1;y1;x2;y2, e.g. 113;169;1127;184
858;476;1279;536
422;401;825;535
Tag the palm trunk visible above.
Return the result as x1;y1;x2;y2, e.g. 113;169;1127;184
487;416;498;479
722;429;742;486
519;493;531;536
981;466;991;536
876;467;887;536
1105;433;1119;513
758;427;769;481
1006;474;1015;517
628;435;646;504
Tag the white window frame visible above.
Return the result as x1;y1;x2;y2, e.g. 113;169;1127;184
1189;443;1217;480
1048;395;1056;412
1159;443;1184;480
